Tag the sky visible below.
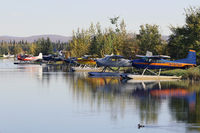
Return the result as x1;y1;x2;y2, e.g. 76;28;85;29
0;0;200;37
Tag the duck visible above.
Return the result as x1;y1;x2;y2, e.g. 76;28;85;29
138;124;145;129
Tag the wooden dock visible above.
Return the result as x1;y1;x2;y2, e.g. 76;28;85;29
72;67;102;72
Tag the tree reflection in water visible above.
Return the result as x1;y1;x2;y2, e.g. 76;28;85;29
26;65;200;132
68;73;200;131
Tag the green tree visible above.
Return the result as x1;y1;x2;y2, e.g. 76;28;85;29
0;46;8;55
13;45;22;55
168;7;200;63
121;34;139;58
35;38;53;55
109;16;120;32
69;28;91;57
137;24;164;55
29;43;37;55
69;18;139;58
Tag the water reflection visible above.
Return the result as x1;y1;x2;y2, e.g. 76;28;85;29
1;59;200;132
14;64;200;129
16;64;72;84
70;74;163;123
69;74;200;131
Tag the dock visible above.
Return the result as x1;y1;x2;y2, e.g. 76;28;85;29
72;67;102;72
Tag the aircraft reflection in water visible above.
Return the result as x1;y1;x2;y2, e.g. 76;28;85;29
14;64;72;83
71;75;200;127
6;59;200;132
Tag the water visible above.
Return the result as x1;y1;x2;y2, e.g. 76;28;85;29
0;59;200;133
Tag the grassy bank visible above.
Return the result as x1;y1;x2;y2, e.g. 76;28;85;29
162;67;200;80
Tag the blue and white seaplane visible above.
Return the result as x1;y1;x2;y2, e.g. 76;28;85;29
121;50;196;80
132;50;196;75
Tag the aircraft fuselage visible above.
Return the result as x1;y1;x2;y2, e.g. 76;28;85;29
132;59;195;69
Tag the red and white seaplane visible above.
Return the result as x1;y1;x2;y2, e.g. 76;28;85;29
17;53;43;61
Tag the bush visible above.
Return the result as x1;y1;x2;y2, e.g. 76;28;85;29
162;67;200;80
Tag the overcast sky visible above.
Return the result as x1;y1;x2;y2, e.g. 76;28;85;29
0;0;200;37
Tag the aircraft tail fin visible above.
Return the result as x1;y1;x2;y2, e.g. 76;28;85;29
146;51;153;56
175;50;196;64
38;53;43;59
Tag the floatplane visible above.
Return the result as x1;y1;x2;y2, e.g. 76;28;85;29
14;53;43;65
2;54;15;58
89;50;196;79
76;55;97;66
72;55;101;72
88;55;132;76
16;53;43;62
123;50;196;80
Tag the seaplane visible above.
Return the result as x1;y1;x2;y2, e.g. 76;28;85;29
76;55;97;66
3;54;14;58
121;50;196;80
88;55;132;76
17;53;43;61
71;55;99;72
132;50;196;76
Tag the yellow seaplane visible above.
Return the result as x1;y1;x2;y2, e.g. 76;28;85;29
73;55;100;72
76;55;97;67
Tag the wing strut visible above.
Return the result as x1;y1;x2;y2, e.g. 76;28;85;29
142;68;162;76
101;66;120;72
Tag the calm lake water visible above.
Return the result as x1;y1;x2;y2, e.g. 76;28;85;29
0;59;200;133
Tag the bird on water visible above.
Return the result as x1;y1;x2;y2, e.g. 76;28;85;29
138;124;145;129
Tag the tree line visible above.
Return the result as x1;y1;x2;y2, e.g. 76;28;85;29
0;38;69;56
69;7;200;64
1;7;200;64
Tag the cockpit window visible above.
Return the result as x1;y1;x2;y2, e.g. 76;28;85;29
151;59;164;63
142;58;150;62
111;59;120;62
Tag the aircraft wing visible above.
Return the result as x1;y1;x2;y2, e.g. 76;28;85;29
136;55;170;59
108;55;124;59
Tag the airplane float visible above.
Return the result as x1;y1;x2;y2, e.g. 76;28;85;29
132;50;196;75
17;53;43;61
